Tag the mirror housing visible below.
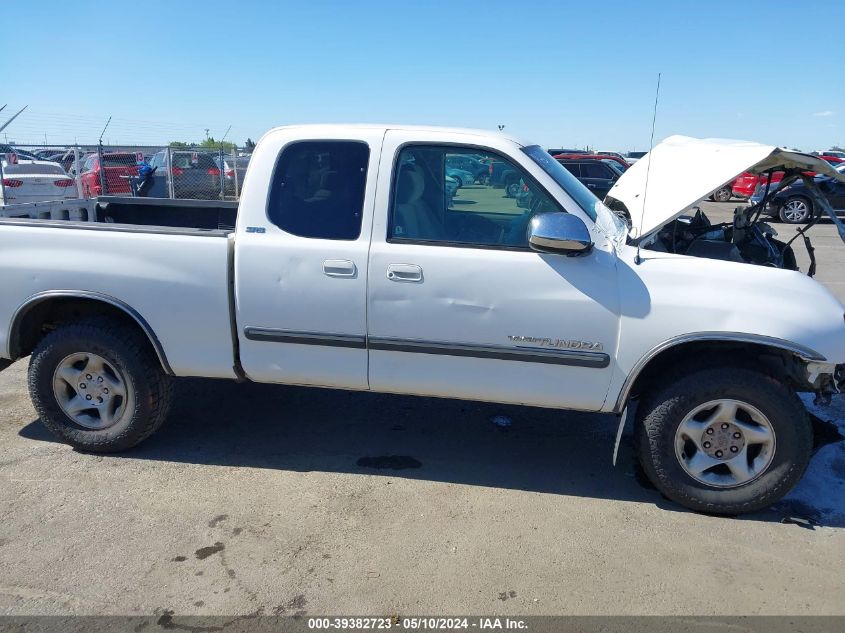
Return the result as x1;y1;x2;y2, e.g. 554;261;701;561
528;212;593;256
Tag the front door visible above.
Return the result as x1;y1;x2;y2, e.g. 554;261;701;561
366;136;620;411
236;131;383;390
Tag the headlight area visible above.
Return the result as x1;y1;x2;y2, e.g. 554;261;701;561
803;360;842;406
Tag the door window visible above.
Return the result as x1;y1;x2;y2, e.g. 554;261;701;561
560;163;580;177
267;141;369;240
390;146;561;248
580;162;612;179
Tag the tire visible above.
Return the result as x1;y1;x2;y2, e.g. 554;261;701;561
778;196;812;223
505;182;521;198
635;366;812;515
712;186;732;203
28;318;173;452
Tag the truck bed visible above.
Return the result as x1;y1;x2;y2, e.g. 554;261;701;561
0;197;238;379
0;196;238;232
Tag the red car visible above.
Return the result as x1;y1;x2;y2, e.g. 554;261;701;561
79;152;141;198
731;172;770;199
552;153;630;170
730;167;822;201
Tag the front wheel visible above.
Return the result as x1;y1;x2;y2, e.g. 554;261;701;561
28;318;173;452
636;367;812;515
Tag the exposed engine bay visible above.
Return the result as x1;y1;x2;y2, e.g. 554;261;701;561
646;206;802;271
635;169;836;276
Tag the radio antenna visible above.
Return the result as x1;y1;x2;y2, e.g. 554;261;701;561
635;73;661;265
98;116;112;144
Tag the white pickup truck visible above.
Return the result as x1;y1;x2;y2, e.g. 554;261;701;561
2;125;845;515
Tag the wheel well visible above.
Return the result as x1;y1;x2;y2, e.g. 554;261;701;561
8;295;171;374
623;340;808;408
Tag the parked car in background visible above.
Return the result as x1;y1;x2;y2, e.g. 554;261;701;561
602;159;626;176
214;154;252;197
595;151;629;162
818;150;845;160
486;159;521;195
0;145;40;161
148;150;223;199
553;152;630;170
32;149;61;160
0;157;76;205
626;151;647;164
78;152;141;198
445;154;487;180
445;167;475;187
546;148;589;156
557;158;619;199
730;172;760;200
754;163;845;223
45;150;81;175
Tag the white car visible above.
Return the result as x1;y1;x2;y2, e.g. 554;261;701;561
0;158;77;205
1;125;845;517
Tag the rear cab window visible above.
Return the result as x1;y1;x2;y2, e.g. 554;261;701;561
267;140;370;240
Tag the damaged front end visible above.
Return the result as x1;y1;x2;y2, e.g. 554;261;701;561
640;170;845;274
804;360;842;406
606;136;845;273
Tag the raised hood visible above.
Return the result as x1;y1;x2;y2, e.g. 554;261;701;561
607;135;845;237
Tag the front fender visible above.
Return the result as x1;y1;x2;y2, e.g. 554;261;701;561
604;246;845;412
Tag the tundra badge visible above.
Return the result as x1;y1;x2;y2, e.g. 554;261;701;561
508;335;604;351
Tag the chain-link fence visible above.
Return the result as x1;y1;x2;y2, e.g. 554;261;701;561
1;143;252;205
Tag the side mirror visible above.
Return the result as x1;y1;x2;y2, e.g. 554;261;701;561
528;212;593;256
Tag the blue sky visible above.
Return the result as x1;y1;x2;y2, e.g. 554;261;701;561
4;0;843;151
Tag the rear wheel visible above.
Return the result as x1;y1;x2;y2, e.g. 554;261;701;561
636;367;812;515
778;196;812;223
28;318;172;452
505;181;521;197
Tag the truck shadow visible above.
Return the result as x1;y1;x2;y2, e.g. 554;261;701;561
19;377;843;527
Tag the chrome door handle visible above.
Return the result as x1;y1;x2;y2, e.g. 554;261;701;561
386;263;423;282
323;259;357;278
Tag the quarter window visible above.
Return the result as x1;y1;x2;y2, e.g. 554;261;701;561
390;146;562;248
267;141;369;240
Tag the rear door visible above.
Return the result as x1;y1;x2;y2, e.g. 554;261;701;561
235;130;383;389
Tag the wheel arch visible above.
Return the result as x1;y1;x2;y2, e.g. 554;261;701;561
7;291;173;375
613;332;825;414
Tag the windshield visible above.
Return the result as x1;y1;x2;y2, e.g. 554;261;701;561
603;160;625;175
522;145;627;245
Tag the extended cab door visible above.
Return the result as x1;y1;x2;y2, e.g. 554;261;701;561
366;132;620;411
235;129;383;389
